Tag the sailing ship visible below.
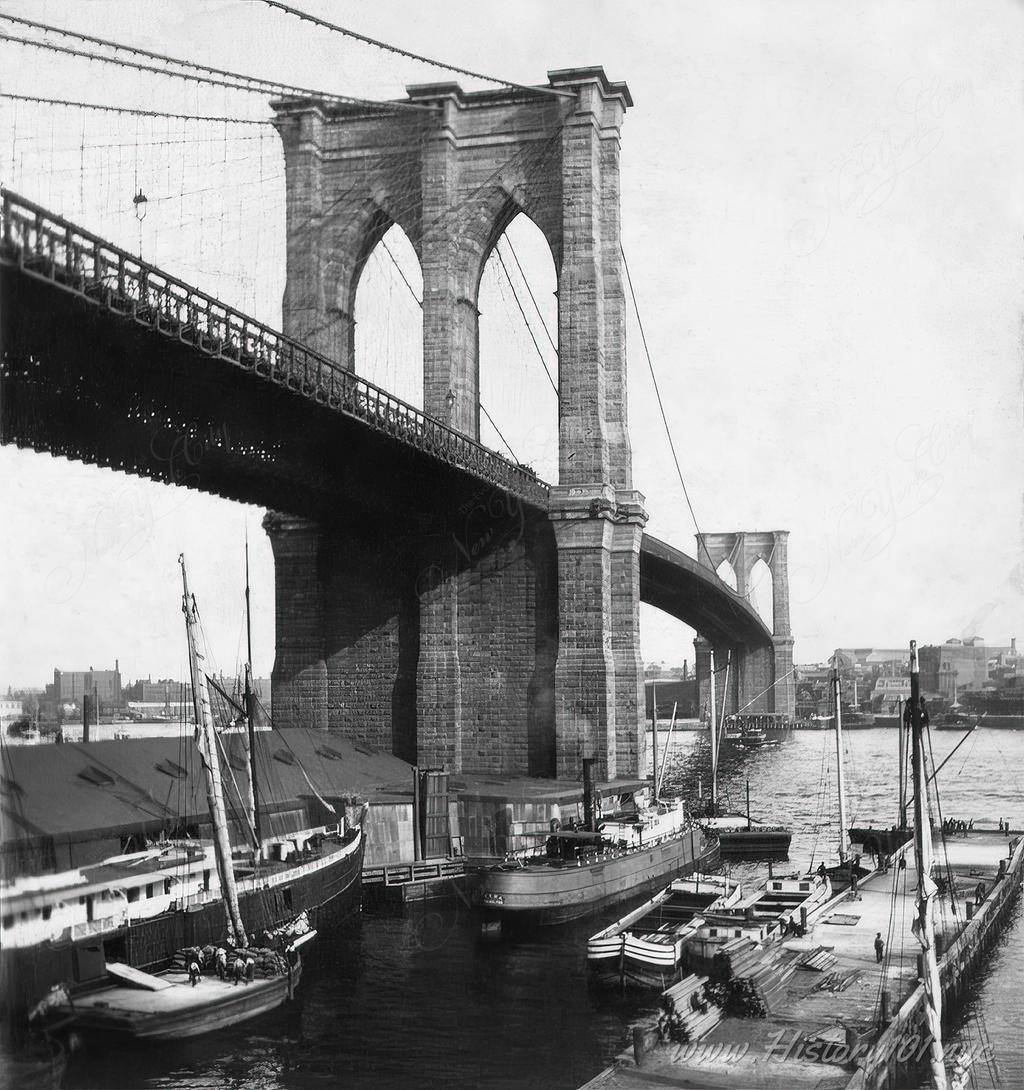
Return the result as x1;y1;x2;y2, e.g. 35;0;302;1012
814;664;872;892
8;556;363;1029
586;873;741;988
907;640;951;1089
475;759;718;925
695;650;792;857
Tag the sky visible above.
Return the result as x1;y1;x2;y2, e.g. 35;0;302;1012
1;0;1022;689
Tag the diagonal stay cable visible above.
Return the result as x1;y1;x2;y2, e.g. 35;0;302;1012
504;236;558;355
495;243;558;396
622;243;714;569
376;234;518;462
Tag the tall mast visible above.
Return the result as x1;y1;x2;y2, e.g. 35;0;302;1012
243;534;261;853
909;640;947;1090
180;555;248;950
897;694;907;830
650;678;659;802
708;648;718;813
714;650;731;814
834;658;848;864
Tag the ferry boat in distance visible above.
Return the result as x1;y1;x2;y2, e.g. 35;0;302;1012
587;873;741;988
724;713;793;745
475;760;718;926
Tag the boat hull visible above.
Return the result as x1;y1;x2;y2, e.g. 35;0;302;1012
717;829;792;857
476;830;718;925
59;965;300;1042
2;835;362;1024
587;875;740;989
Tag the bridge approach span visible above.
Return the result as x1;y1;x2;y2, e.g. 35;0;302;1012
640;535;771;648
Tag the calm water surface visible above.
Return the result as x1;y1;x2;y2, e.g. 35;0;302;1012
34;729;1024;1089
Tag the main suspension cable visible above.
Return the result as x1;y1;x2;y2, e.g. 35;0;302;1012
0;16;430;111
0;91;272;125
259;0;575;100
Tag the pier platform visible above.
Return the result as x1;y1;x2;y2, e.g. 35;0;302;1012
582;830;1023;1090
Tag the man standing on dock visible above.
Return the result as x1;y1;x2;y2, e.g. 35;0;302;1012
874;932;885;963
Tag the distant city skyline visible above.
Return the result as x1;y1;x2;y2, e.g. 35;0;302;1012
5;635;1017;694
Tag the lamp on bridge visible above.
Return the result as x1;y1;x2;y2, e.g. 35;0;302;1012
133;189;148;259
445;387;455;418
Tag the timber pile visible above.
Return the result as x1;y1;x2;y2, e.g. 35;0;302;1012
816;968;859;993
659;974;723;1041
711;937;798;1015
797;946;840;973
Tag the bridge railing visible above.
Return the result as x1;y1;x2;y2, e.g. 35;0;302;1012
1;190;550;506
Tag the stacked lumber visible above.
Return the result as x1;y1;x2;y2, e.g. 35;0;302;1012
797;946;840;973
659;974;723;1041
710;937;798;1015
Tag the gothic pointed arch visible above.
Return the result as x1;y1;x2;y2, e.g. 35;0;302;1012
353;221;423;408
715;558;738;592
748;557;774;633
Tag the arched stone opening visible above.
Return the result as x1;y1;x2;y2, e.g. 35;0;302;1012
478;211;559;482
716;558;738;592
352;222;424;409
748;557;775;633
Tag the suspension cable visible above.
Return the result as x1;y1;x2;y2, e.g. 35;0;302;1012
0;19;430;112
504;236;558;355
380;236;422;306
0;91;272;125
479;403;519;462
372;234;519;462
495;243;558;396
258;0;575;100
621;244;714;569
733;666;798;715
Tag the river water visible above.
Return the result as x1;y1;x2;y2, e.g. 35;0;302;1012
24;728;1024;1089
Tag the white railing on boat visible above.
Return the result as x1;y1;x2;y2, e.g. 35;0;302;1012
5;829;361;949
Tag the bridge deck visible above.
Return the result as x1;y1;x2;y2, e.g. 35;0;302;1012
1;190;770;648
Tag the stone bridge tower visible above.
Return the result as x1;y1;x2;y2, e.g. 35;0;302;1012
269;68;646;780
693;531;795;719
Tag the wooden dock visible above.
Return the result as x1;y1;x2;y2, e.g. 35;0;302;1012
581;829;1024;1090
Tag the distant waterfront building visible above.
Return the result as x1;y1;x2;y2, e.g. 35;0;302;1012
0;698;25;727
124;675;271;713
835;648;909;676
990;638;1019;684
53;662;122;708
127;678;193;706
919;638;991;696
870;676;912;712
